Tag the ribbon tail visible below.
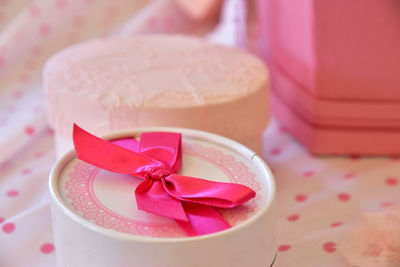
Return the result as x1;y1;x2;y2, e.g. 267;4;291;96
164;174;256;208
176;202;230;236
135;179;188;221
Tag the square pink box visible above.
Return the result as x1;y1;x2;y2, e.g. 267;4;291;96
257;0;400;155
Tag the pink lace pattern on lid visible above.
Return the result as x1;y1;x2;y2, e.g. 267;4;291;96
65;143;262;238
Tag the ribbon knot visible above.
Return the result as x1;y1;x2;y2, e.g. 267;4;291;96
146;168;172;181
73;124;256;236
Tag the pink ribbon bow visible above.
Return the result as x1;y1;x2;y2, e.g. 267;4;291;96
73;124;256;236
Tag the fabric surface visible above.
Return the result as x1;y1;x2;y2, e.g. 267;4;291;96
0;0;398;266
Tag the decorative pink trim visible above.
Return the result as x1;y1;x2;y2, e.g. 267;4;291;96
65;143;261;237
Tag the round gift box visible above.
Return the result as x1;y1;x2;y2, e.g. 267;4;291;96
49;127;277;267
44;35;270;158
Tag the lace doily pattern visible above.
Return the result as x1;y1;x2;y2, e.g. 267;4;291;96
65;142;262;237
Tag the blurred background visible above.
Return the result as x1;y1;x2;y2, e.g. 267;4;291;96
1;1;400;266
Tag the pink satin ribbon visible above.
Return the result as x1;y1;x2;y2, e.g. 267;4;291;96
73;124;256;236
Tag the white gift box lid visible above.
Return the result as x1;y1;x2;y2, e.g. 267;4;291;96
49;127;277;267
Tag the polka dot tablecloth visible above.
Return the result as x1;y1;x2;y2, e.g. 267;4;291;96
0;1;398;266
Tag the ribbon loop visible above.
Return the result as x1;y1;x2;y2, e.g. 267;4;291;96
73;124;256;236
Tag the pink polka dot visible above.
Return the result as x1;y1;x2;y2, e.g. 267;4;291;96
29;5;41;17
344;173;356;179
33;105;42;113
381;201;395;208
47;128;55;136
0;118;7;126
295;194;307;202
2;223;15;234
0;217;4;223
25;125;35;136
270;148;281;156
338;193;351;202
21;168;32;175
72;15;86;28
302;170;315;177
323;242;336;253
19;74;29;83
6;190;19;197
39;24;51;37
278;245;291;252
330;222;343;228
287;214;299;222
12;90;23;99
31;45;43;56
40;243;55;254
34;151;45;158
386;177;398;186
56;0;68;9
0;161;10;169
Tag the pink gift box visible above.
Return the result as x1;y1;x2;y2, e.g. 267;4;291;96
256;0;400;155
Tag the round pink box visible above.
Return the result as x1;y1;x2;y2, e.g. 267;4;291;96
49;127;277;267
